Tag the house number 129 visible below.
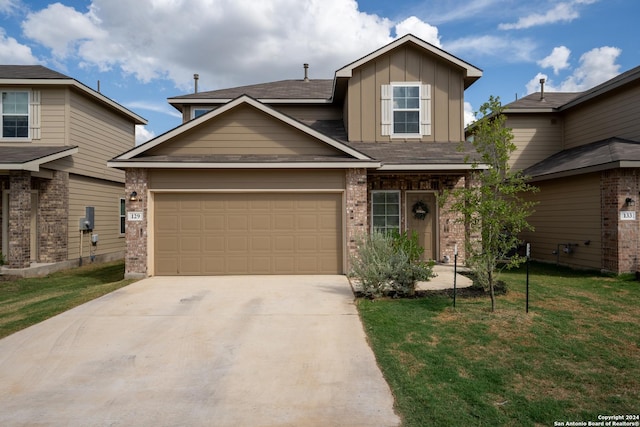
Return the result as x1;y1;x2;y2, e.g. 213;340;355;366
128;212;144;221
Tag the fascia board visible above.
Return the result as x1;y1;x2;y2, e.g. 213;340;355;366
168;98;332;105
107;161;382;169
377;163;489;171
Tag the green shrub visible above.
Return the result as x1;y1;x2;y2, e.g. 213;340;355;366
349;231;434;298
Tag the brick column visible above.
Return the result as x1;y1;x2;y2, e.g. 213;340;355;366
601;169;639;273
38;170;69;263
439;173;468;264
8;171;31;268
345;169;368;272
125;168;148;278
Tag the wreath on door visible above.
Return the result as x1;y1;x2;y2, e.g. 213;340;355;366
411;200;429;220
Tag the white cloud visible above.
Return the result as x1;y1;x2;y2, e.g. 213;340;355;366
0;0;19;14
19;0;400;91
499;0;598;30
21;3;107;59
464;102;476;127
0;29;38;63
445;35;536;63
135;125;155;145
526;46;621;94
395;16;441;47
538;46;571;75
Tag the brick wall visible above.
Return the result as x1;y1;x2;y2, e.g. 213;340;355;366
345;169;368;269
601;169;639;273
124;168;148;278
367;172;468;264
8;171;31;268
37;170;69;263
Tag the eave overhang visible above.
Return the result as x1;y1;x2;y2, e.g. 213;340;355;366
0;146;78;172
107;161;381;169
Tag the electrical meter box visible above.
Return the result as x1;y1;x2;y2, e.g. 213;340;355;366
79;206;95;231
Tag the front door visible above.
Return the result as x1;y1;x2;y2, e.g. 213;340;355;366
406;192;437;261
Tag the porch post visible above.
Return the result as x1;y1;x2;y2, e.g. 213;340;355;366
8;171;31;268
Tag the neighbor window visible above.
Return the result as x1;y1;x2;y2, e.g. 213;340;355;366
2;91;29;139
192;107;212;119
381;83;431;137
119;198;126;234
371;191;400;234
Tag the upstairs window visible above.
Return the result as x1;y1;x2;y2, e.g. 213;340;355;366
192;107;212;119
2;91;29;139
381;83;431;138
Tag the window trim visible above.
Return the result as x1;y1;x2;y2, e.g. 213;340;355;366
381;82;431;138
1;89;31;140
371;190;401;234
119;197;126;235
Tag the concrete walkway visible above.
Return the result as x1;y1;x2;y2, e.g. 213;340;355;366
418;264;473;290
0;276;400;427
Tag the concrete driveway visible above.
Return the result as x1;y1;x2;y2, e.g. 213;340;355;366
0;276;400;426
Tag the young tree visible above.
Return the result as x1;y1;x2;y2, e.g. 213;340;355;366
449;96;537;311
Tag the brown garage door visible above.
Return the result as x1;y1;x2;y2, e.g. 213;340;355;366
154;192;342;275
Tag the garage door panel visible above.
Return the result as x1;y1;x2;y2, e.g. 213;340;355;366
154;192;342;275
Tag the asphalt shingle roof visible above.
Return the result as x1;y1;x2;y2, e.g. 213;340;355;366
171;79;334;100
0;146;76;164
505;92;583;110
523;137;640;179
0;65;71;80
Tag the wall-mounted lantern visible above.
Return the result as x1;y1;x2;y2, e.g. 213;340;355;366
129;191;138;201
625;197;635;207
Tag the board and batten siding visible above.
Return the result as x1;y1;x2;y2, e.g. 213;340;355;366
147;104;342;157
563;81;640;149
507;114;563;172
39;87;68;145
519;173;601;270
346;44;464;142
149;169;346;191
67;174;125;261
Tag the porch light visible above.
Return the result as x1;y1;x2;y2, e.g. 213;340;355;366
625;197;635;207
129;191;138;201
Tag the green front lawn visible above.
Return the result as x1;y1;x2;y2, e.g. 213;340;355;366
0;261;133;339
358;262;640;426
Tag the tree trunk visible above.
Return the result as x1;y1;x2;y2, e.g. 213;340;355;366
488;268;496;312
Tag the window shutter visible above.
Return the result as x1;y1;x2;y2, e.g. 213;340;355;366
421;84;431;136
30;90;41;140
381;84;392;136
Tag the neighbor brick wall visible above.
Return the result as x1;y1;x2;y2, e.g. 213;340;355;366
601;169;639;273
37;170;69;263
124;168;148;278
346;168;368;270
8;171;31;268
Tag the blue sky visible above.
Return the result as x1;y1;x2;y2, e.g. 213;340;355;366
0;0;637;143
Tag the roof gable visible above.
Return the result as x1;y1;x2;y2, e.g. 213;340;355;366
335;34;482;88
110;95;378;168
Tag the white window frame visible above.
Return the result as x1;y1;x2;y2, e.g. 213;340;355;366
371;190;401;234
119;198;126;235
381;83;431;138
191;107;212;119
1;90;33;140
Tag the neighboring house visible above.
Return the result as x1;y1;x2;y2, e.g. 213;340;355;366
503;66;640;274
0;65;146;276
108;34;483;278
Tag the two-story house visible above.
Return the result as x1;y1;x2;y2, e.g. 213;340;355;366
108;34;483;278
0;65;146;276
504;66;640;274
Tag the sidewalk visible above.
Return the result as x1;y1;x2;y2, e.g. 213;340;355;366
417;264;473;290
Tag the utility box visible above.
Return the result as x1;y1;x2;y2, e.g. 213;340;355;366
79;206;95;231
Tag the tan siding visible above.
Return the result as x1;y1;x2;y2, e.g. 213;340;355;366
564;82;640;148
346;44;465;143
149;169;345;190
39;87;68;145
59;89;134;182
507;114;563;171
520;173;601;270
67;175;125;261
146;104;342;156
